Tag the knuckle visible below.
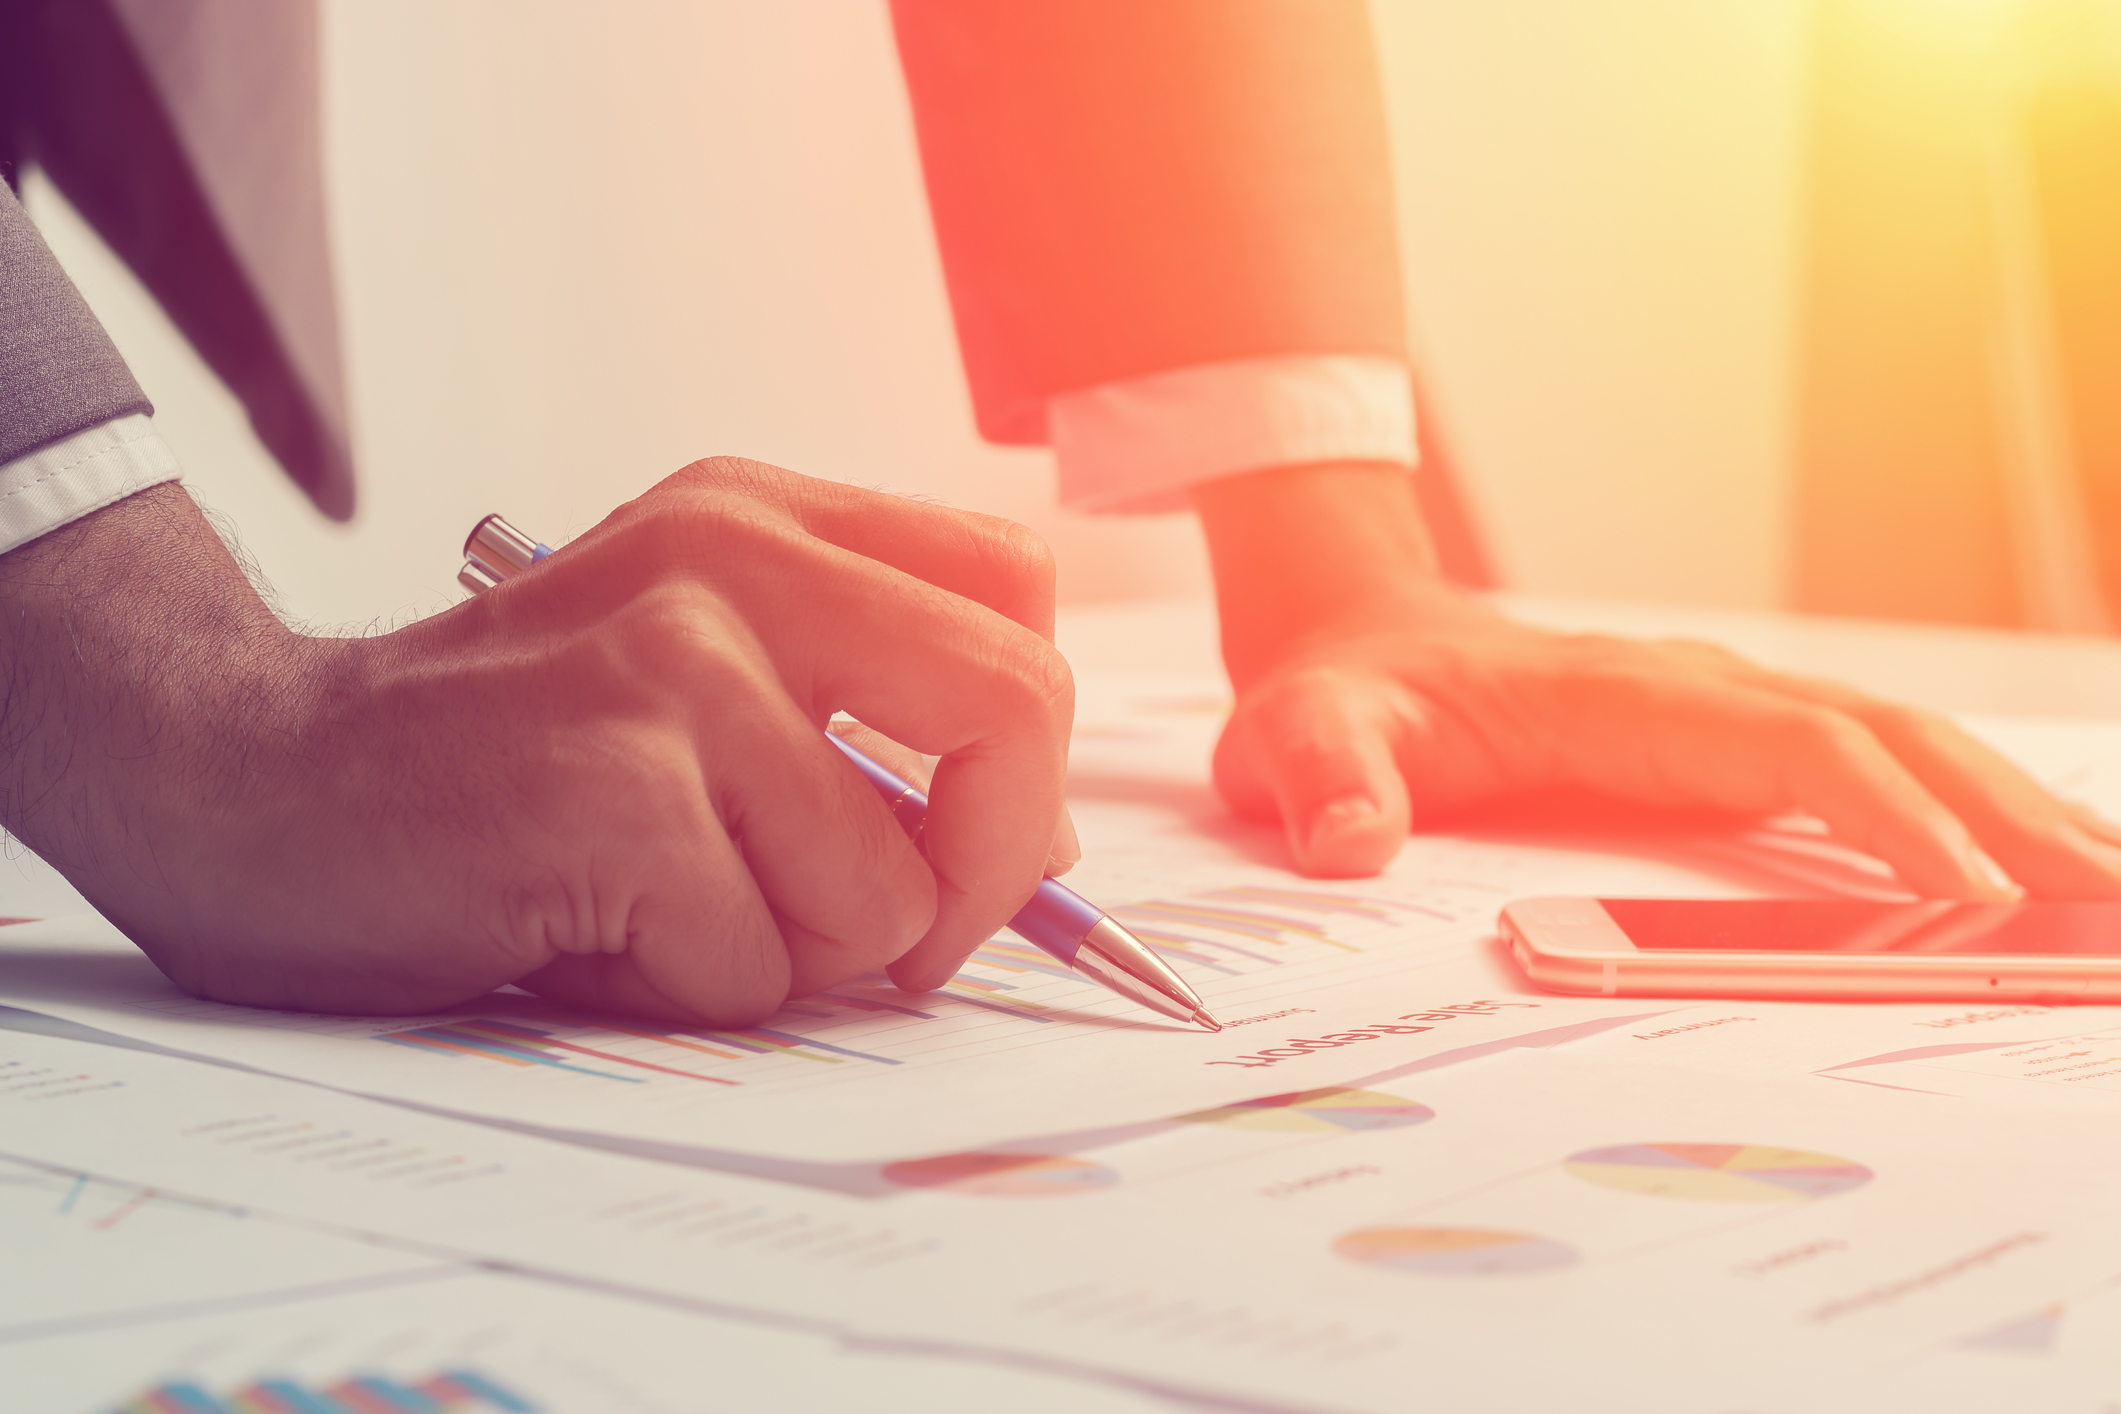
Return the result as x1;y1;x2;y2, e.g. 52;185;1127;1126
1247;667;1346;735
625;496;826;602
923;507;1056;608
1239;671;1354;754
1862;699;1936;744
616;579;725;656
1550;632;1639;670
1780;704;1873;762
985;517;1057;593
573;583;771;709
1654;637;1748;672
990;630;1074;721
668;454;795;501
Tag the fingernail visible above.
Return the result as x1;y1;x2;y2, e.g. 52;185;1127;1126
1958;839;2024;900
892;963;949;994
1045;807;1082;878
1305;794;1382;858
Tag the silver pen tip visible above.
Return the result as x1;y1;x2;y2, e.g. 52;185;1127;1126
1191;1008;1223;1033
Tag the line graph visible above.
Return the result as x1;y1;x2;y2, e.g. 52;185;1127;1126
938;947;1060;1020
1114;899;1354;951
359;882;1457;1092
25;861;1517;1169
1;1158;184;1233
113;1368;533;1414
1104;885;1464;974
379;1020;697;1083
374;1012;899;1086
965;939;1080;982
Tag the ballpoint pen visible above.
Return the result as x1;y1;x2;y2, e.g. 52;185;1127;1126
457;513;1223;1032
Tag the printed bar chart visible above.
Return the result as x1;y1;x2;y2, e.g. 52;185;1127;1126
114;1368;535;1414
374;1013;897;1085
965;939;1081;982
1114;900;1353;950
377;1019;738;1084
1334;1227;1580;1277
361;884;1443;1091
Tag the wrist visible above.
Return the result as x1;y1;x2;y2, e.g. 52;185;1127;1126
0;485;322;890
1190;461;1500;685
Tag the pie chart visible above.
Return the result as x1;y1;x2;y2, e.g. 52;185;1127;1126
1176;1087;1435;1133
880;1152;1119;1197
1563;1143;1873;1202
1334;1226;1578;1276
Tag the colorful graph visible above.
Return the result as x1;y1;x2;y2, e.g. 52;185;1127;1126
880;1152;1120;1197
965;939;1080;983
1114;899;1356;956
1333;1227;1579;1276
1213;886;1459;928
375;1014;896;1082
363;881;1457;1084
1100;884;1460;972
1563;1143;1874;1202
114;1368;533;1413
935;951;1057;1022
1176;1087;1435;1133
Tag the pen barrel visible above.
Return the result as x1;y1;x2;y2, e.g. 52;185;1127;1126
819;715;1213;1026
1006;879;1105;966
1011;889;1207;1021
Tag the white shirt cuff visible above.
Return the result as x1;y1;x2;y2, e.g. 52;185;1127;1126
1047;354;1418;514
0;414;183;556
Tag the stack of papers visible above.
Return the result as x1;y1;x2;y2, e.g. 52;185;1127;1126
6;678;2121;1412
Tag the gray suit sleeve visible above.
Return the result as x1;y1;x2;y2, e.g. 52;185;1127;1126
0;181;151;467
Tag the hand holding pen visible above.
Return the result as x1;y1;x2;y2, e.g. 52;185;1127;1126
17;462;1127;1025
463;507;1221;1030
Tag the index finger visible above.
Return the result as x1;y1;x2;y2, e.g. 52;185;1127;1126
1558;673;2017;899
677;458;1060;638
750;546;1074;992
1683;658;2121;897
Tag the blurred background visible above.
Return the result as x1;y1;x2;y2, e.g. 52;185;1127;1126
23;0;2121;638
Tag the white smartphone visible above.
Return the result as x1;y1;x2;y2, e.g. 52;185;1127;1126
1499;897;2121;1002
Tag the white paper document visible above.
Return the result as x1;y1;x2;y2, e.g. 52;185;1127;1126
0;1249;1169;1414
8;1025;2121;1414
12;685;2121;1411
0;1152;449;1341
0;679;1940;1171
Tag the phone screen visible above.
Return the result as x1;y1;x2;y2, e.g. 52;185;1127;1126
1598;899;2121;956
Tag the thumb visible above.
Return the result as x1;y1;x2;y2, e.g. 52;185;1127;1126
1213;667;1412;878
